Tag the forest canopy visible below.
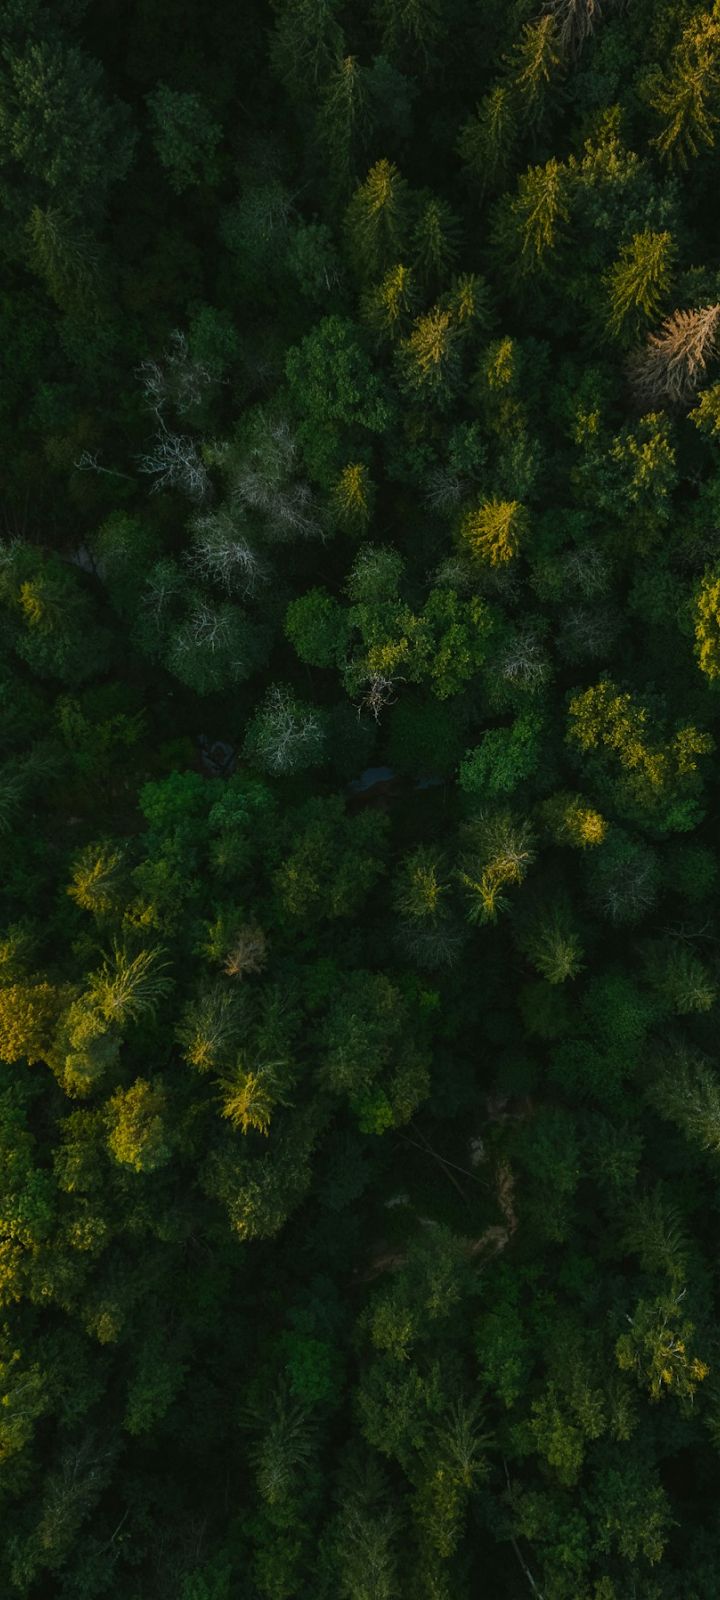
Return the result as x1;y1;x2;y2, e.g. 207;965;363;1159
3;0;720;1596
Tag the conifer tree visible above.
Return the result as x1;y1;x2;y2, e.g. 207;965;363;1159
648;6;720;167
457;86;517;194
345;159;411;276
509;16;562;125
629;304;720;407
606;230;674;334
495;158;570;275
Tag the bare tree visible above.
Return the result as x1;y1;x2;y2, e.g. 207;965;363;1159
137;330;215;418
544;0;622;57
356;672;401;722
137;423;210;501
230;415;323;541
189;508;269;597
561;544;610;598
248;686;324;774
74;450;133;481
497;629;550;690
224;925;268;980
423;466;464;514
629;304;720;409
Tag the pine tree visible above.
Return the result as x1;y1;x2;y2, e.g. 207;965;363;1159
648;7;720;167
26;204;99;309
629;304;720;407
318;55;370;190
495;158;571;275
606;231;674;334
372;0;444;64
271;0;344;98
411;197;461;285
147;84;222;193
509;16;562;125
362;262;418;340
457;86;518;194
242;1382;316;1506
546;0;611;57
332;462;374;530
396;306;461;402
345;159;411;276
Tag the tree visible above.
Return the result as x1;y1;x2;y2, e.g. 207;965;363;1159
272;796;387;922
460;499;528;566
459;711;544;797
219;1056;290;1137
629;304;720;407
317;969;430;1128
616;1294;709;1404
0;36;136;219
147;84;222;193
105;1077;171;1173
648;7;720;167
243;685;326;775
0;542;111;685
509;16;562;125
87;944;171;1026
541;791;608;849
457;87;517;194
411;197;460;285
521;902;585;984
332;462;374;529
396;306;461;404
362;262;418;340
242;1381;316;1507
546;0;610;57
271;0;344;98
67;842;126;919
494;158;570;275
345;159;411;276
606;231;674;335
372;0;444;63
650;1043;720;1155
285;315;392;481
285;588;349;668
457;811;535;923
393;846;461;968
317;55;370;189
26;203;99;309
0;981;63;1064
326;1452;400;1600
695;569;720;681
177;984;244;1074
567;678;713;825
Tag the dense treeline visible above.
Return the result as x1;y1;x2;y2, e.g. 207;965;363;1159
3;0;720;1595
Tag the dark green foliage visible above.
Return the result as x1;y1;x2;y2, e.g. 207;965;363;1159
3;2;720;1597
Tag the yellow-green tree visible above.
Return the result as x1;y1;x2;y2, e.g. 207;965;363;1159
606;231;674;334
460;499;528;566
694;570;720;680
648;6;720;167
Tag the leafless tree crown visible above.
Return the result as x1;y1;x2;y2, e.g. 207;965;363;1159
629;304;720;409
